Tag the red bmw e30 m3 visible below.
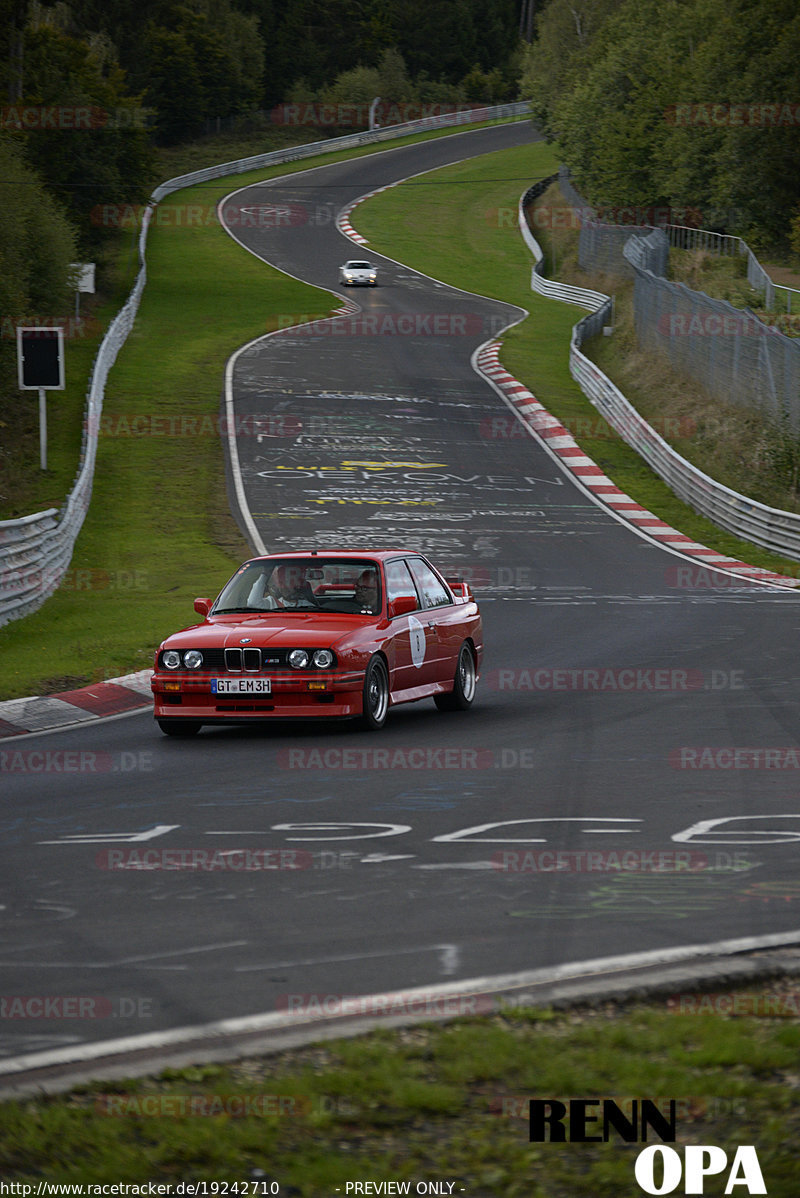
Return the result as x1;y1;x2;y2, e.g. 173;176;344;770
151;551;482;735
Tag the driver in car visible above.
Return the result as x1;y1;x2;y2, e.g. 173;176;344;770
268;564;317;608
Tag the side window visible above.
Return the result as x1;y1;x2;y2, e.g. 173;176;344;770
407;559;451;609
385;560;419;608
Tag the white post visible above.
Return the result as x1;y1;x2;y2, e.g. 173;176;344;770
39;388;47;470
369;97;381;130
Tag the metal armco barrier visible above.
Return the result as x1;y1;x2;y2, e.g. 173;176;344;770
0;103;531;627
518;181;607;313
517;185;800;563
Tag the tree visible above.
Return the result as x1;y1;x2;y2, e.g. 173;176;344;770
0;136;77;423
14;20;153;236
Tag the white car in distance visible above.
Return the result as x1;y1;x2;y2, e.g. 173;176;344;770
339;260;378;286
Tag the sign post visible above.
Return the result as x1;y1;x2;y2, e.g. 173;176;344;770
70;262;96;320
16;327;65;471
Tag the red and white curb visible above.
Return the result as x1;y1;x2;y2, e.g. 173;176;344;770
339;188;798;588
476;342;799;588
0;670;153;739
337;182;398;245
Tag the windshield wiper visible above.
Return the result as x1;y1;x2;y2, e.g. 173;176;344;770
212;606;277;614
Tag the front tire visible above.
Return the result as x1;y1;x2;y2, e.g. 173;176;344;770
435;643;476;712
157;719;201;738
360;655;389;730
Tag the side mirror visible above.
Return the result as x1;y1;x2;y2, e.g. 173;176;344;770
388;594;417;618
194;597;212;617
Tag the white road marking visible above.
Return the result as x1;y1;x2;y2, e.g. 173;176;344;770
4;929;800;1086
0;941;247;970
38;824;180;846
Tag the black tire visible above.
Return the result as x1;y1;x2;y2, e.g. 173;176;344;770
360;655;389;730
434;643;477;712
157;719;201;738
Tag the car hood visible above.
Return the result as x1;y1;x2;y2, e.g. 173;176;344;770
163;614;375;649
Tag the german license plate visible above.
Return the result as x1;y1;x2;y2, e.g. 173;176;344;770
211;678;271;694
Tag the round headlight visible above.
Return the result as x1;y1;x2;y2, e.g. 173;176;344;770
313;649;334;669
162;650;181;670
183;650;203;669
288;649;309;669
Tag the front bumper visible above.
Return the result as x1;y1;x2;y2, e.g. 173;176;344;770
151;671;364;722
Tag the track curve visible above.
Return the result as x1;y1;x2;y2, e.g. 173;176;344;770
3;122;800;1073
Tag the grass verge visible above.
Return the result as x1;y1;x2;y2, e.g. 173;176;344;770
0;118;528;700
355;156;800;580
531;183;800;514
1;989;798;1193
0;174;330;699
0;236;140;521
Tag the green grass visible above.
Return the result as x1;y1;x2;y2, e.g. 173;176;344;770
1;995;798;1192
0;236;140;521
355;149;800;580
0;175;332;698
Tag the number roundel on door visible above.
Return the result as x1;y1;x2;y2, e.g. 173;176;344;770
408;615;426;668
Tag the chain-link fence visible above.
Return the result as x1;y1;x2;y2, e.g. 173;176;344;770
579;220;668;278
518;181;800;564
560;170;800;431
625;240;800;431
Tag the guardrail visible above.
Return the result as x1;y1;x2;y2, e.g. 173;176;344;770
519;186;800;563
0;102;531;628
518;180;607;312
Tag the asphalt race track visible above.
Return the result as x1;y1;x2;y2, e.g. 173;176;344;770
3;120;800;1069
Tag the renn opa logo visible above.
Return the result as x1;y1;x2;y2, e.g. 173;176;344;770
528;1099;766;1194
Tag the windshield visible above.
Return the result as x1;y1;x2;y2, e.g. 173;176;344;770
214;558;382;616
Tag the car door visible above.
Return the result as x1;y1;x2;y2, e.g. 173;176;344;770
383;558;427;696
404;556;455;686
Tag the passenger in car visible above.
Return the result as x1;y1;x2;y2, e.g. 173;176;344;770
353;568;379;614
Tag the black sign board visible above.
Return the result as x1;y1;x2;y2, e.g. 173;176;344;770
17;327;65;390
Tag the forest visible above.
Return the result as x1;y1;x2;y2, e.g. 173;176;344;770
522;0;800;250
0;0;798;401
